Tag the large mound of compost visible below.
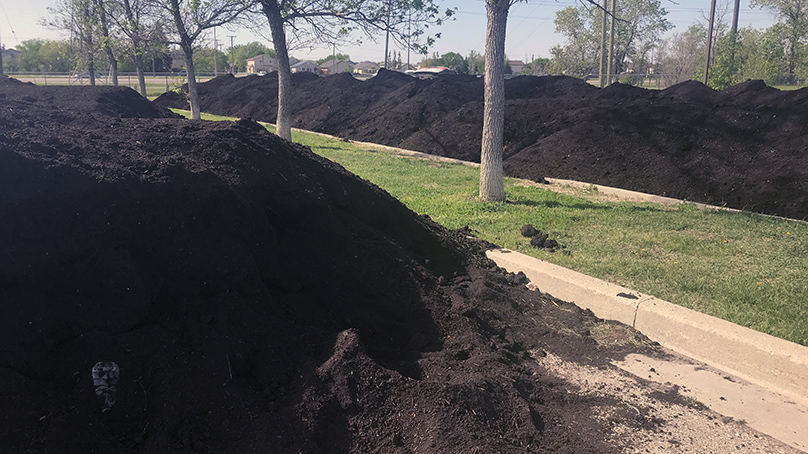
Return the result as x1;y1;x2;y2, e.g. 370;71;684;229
2;78;797;453
156;71;808;219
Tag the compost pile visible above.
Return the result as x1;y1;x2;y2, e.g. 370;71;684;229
2;78;797;454
156;70;808;219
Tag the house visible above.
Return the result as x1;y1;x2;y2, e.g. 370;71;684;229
353;61;380;75
171;52;185;71
507;60;525;74
246;54;277;74
1;48;20;67
319;59;355;75
291;60;319;74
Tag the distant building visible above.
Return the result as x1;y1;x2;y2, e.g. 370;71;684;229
353;61;380;75
508;60;525;74
246;54;277;74
319;59;355;75
291;60;320;74
1;48;20;66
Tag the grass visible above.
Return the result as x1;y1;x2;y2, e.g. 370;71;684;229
173;109;808;347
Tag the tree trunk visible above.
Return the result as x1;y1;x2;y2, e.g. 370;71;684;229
105;48;119;86
479;0;509;202
134;53;147;97
136;67;147;97
262;0;293;141
88;50;97;86
183;44;201;120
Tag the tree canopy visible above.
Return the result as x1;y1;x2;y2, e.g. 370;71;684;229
257;0;455;140
550;0;671;77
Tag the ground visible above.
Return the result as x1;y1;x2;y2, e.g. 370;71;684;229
1;76;801;453
154;70;808;220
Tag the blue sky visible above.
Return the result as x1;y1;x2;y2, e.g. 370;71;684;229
1;0;778;63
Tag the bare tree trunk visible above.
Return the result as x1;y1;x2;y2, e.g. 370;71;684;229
136;66;147;97
94;0;118;86
105;47;119;86
479;0;509;202
134;52;147;97
262;0;292;141
183;44;201;120
88;50;97;86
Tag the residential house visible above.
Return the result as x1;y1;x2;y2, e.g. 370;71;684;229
353;61;380;75
319;59;355;75
246;54;278;74
291;60;319;74
1;48;20;68
507;60;525;74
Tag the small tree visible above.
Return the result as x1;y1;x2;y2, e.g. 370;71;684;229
46;0;103;85
107;0;165;96
467;49;485;74
156;0;253;119
656;24;707;85
257;0;454;141
92;0;119;85
751;0;808;82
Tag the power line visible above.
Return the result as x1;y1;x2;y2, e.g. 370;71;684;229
0;0;20;45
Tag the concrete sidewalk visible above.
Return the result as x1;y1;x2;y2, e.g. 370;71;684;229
487;248;808;452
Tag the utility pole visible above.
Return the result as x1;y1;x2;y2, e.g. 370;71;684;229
606;0;616;85
729;0;741;66
703;0;717;84
384;0;391;68
213;28;218;76
229;36;236;73
407;8;411;68
599;0;607;87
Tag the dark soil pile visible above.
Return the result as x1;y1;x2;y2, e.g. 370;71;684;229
2;77;676;453
156;71;808;219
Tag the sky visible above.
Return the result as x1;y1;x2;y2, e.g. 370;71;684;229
1;0;778;64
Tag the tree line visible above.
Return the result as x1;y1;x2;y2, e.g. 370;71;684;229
419;0;806;89
6;38;276;75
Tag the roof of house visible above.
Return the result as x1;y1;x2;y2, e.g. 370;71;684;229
319;59;355;69
246;54;275;62
354;61;380;70
291;60;317;68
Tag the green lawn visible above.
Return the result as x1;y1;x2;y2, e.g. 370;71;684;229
174;110;808;347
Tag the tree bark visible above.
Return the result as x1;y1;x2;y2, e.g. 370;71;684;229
136;66;147;97
479;0;509;202
262;0;293;141
182;44;201;120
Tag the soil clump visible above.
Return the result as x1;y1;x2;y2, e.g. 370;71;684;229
2;78;800;453
156;70;808;219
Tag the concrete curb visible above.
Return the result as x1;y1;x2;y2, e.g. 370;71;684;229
486;248;808;406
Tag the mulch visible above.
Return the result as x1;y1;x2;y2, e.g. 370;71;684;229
2;76;669;453
155;70;808;219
